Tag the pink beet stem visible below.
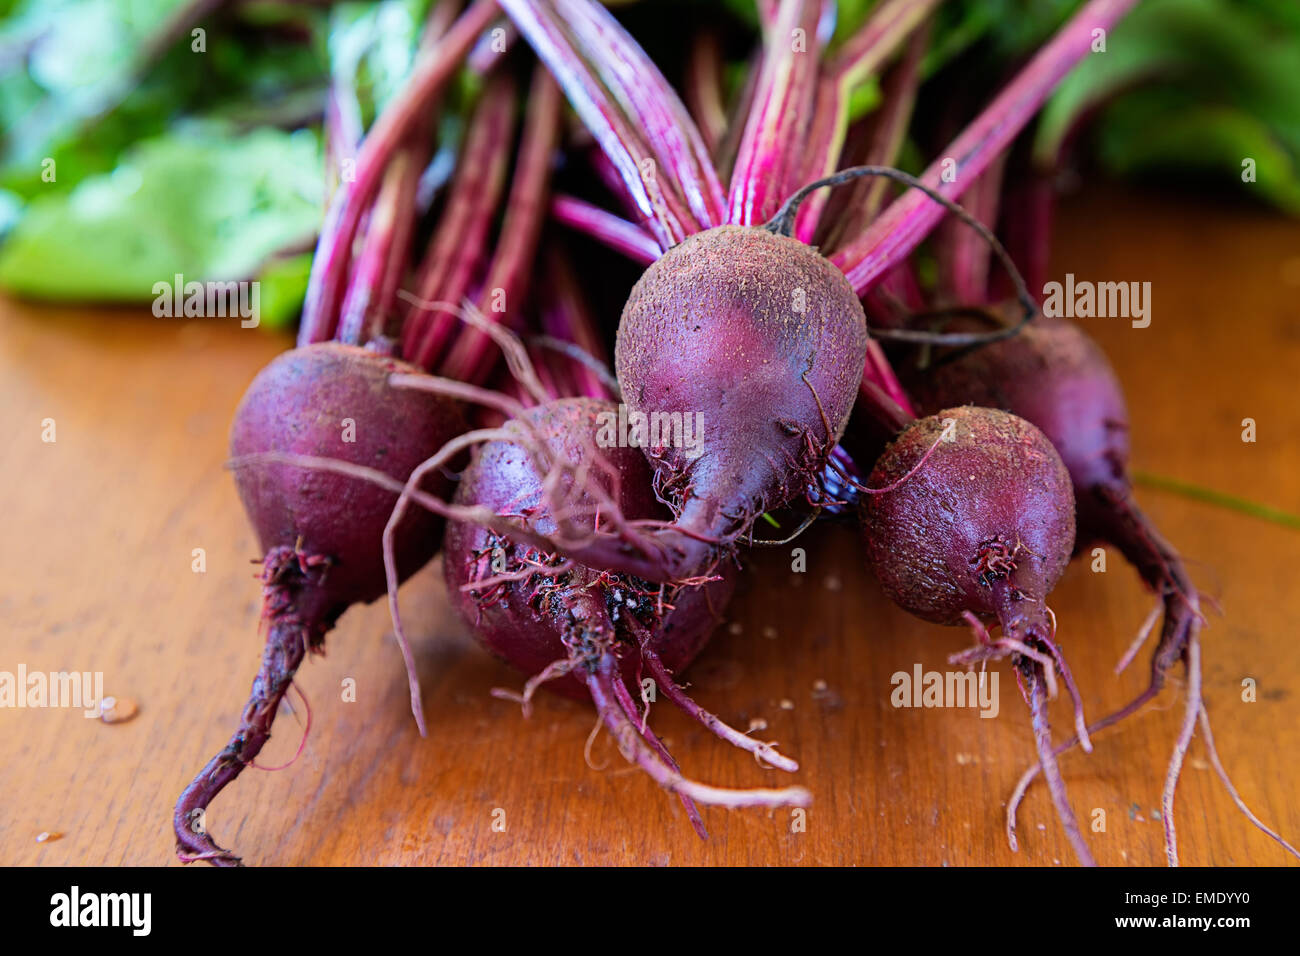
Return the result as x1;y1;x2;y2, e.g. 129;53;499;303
794;0;939;241
336;132;428;346
340;0;467;340
834;0;1138;295
727;0;827;226
863;341;918;419
557;0;726;228
405;71;517;368
496;0;693;246
550;195;662;266
300;0;498;344
440;67;562;386
324;84;363;203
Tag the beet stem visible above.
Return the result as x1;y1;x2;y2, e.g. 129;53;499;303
727;0;825;225
818;27;927;253
833;0;1138;295
407;73;518;368
300;0;499;343
550;195;661;266
795;0;939;241
441;67;563;386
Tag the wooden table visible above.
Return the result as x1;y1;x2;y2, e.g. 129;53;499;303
2;185;1298;867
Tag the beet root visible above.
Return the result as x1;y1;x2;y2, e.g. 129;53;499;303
616;225;868;579
899;316;1297;864
175;343;465;866
862;405;1096;864
445;397;808;829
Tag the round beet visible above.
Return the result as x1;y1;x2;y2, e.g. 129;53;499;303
445;397;808;829
899;315;1298;865
445;399;722;697
863;405;1075;634
175;343;465;866
616;225;867;578
861;404;1097;864
231;343;463;622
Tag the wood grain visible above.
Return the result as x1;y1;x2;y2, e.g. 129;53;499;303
2;185;1298;866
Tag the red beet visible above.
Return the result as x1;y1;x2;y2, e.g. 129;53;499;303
445;397;808;829
900;315;1298;864
862;404;1096;864
616;225;868;579
864;406;1075;634
174;343;465;866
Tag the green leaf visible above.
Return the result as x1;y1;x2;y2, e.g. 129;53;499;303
1036;0;1300;211
1096;96;1300;213
0;125;323;301
254;252;315;330
1;0;330;199
0;0;191;188
329;0;433;130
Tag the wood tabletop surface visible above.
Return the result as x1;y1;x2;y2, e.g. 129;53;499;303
2;184;1298;867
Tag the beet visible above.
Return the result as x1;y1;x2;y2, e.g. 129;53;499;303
862;404;1096;864
864;406;1075;632
900;314;1298;864
901;317;1129;514
174;343;465;866
616;225;868;579
444;397;808;828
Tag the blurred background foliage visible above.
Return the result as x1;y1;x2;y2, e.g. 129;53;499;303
0;0;1295;325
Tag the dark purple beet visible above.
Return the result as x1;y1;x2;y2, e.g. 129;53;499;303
861;404;1094;864
616;225;868;578
444;398;727;698
863;405;1075;638
175;342;465;866
897;316;1297;865
444;397;808;824
230;342;465;622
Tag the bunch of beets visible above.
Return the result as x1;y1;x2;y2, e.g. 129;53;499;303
172;0;1296;867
